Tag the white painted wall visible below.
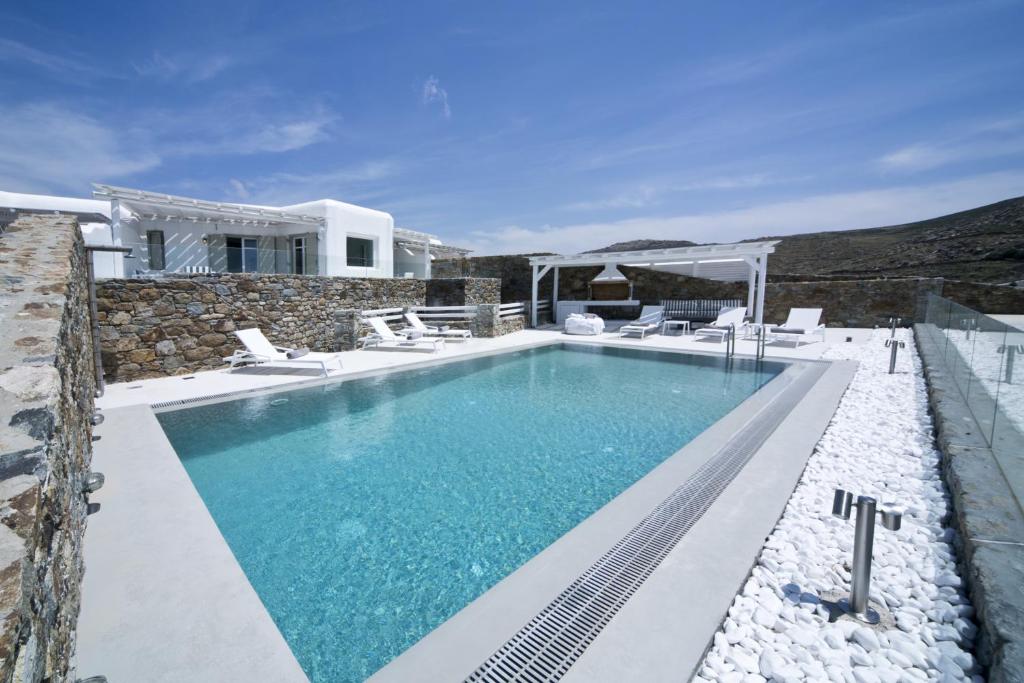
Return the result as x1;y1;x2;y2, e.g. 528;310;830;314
283;199;394;278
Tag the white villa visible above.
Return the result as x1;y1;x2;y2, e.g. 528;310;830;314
0;185;469;279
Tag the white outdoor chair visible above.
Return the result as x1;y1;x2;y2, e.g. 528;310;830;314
402;311;472;340
693;307;747;343
223;328;343;376
619;306;665;339
361;317;445;353
769;308;826;346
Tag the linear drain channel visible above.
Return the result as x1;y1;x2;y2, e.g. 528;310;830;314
466;362;827;683
151;392;239;410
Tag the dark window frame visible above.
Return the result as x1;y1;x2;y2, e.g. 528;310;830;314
347;236;375;268
226;236;259;273
293;237;306;275
146;230;166;270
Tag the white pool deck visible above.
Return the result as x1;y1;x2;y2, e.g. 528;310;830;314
77;326;868;682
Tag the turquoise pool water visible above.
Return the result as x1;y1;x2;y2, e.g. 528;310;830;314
158;344;783;681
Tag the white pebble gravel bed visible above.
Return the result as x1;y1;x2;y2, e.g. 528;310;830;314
693;329;981;683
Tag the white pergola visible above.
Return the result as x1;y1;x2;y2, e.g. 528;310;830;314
528;240;780;327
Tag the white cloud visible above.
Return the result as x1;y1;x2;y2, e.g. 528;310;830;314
561;174;776;212
232;114;335;154
0;103;159;194
229;160;404;206
227;178;250;199
132;51;234;83
151;104;339;157
462;171;1024;255
561;188;658;211
422;76;451;118
879;115;1024;171
0;38;115;81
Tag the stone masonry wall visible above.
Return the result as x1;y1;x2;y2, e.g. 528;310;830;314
435;255;1024;326
95;274;426;382
0;215;96;682
424;277;501;307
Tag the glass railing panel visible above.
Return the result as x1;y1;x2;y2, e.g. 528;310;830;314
991;318;1024;513
963;313;1008;446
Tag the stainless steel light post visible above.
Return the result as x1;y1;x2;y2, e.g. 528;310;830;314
831;488;902;624
885;338;905;374
998;344;1024;384
888;317;901;338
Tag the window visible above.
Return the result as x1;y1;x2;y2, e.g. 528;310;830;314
226;236;258;273
147;230;166;270
293;237;306;275
347;236;374;267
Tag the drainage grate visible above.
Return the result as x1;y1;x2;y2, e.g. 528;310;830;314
151;391;241;410
466;362;827;683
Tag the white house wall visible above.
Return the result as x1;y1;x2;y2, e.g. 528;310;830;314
283;199;394;278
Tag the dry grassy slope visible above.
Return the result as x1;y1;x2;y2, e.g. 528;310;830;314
592;196;1024;283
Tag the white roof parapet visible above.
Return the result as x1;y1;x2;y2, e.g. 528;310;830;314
92;183;324;227
527;240;779;267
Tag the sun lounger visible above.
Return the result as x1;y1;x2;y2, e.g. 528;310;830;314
619;306;665;339
223;328;343;376
362;317;446;352
769;308;826;346
693;307;747;342
402;311;472;340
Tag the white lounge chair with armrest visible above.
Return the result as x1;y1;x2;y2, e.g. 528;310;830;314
693;307;747;343
402;311;472;340
362;316;446;353
223;328;343;376
619;306;665;339
768;308;826;346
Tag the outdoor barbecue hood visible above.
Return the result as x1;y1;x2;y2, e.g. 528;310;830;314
588;264;633;300
591;264;629;282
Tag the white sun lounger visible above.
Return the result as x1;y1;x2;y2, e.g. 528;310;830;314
619;306;665;339
769;308;826;346
223;328;343;376
693;307;747;342
362;317;446;353
402;311;472;340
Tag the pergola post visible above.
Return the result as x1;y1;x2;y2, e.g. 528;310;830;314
530;264;552;327
552;266;559;319
422;239;431;279
110;198;125;277
746;259;756;317
755;256;768;325
531;264;539;327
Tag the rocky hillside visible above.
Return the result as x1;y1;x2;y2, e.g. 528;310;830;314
591;196;1024;283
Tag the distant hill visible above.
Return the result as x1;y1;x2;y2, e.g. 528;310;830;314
590;196;1024;283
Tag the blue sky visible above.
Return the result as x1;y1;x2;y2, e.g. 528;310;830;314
1;1;1023;254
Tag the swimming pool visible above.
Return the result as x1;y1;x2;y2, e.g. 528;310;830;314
157;343;784;681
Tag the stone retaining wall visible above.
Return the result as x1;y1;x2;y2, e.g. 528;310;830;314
96;275;506;380
435;255;1024;326
0;215;96;682
95;274;426;382
425;277;501;306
